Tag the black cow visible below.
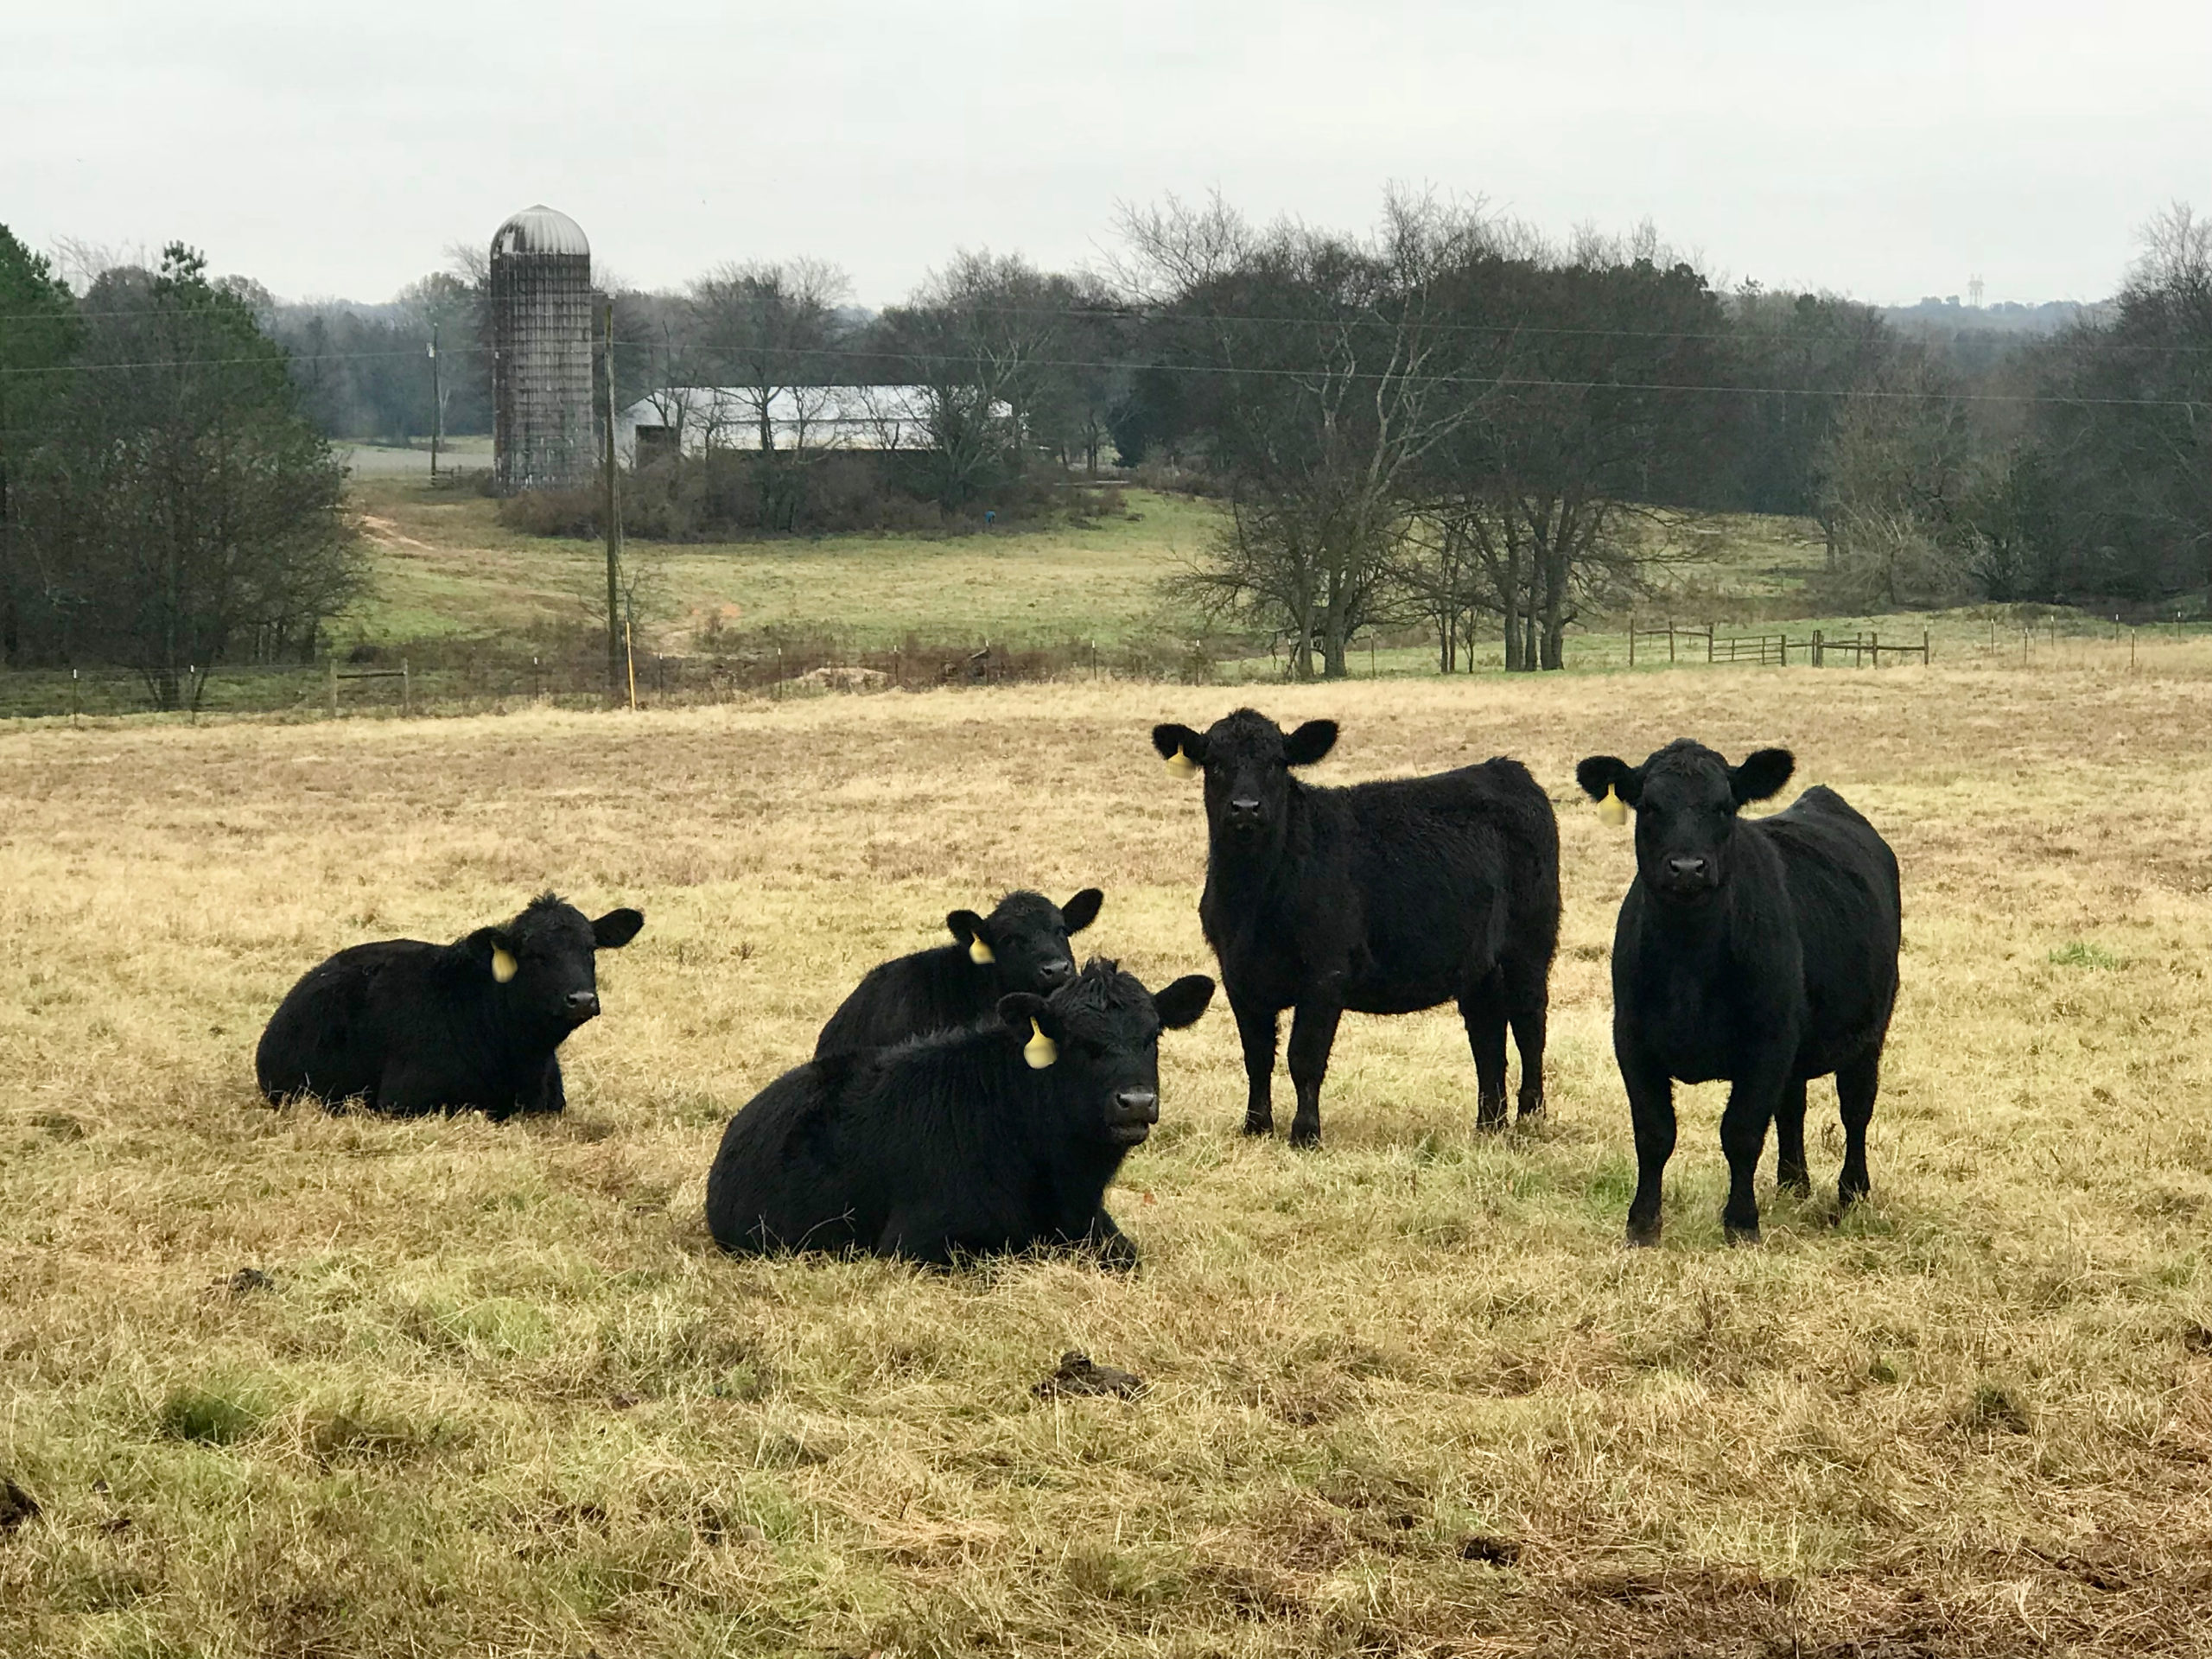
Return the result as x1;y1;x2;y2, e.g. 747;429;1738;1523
1149;709;1560;1147
256;893;646;1118
813;887;1103;1058
1574;741;1900;1246
709;961;1215;1267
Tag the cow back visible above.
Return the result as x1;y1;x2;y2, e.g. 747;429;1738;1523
814;944;990;1058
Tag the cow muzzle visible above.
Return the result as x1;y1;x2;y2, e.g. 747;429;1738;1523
564;989;601;1022
1652;855;1718;899
1036;957;1074;988
1222;797;1264;836
1109;1089;1160;1145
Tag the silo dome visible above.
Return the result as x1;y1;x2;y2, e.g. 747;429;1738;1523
489;204;595;494
493;205;591;260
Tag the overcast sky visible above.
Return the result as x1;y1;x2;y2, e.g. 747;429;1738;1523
7;0;2208;308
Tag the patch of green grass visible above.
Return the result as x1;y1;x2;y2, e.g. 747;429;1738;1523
2050;940;2122;969
155;1383;270;1446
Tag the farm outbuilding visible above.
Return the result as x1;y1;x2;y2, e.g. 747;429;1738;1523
616;386;993;467
490;204;595;493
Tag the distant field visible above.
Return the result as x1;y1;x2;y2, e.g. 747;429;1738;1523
337;436;494;479
6;664;2212;1654
346;478;1215;653
338;474;2196;690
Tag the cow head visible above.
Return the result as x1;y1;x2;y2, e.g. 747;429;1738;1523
945;888;1102;993
998;961;1215;1147
1152;709;1338;851
1576;741;1795;903
465;893;645;1029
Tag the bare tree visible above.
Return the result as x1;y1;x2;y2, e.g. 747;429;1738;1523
1129;192;1492;678
689;259;851;530
1813;353;1978;608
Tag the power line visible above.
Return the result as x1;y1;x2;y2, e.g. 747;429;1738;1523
1;296;2195;355
2;343;2206;409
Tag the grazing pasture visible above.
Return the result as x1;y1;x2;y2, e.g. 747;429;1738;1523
4;664;2212;1656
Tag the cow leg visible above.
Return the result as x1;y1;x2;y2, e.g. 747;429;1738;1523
1230;993;1281;1136
1621;1052;1676;1248
1774;1076;1810;1196
875;1210;958;1268
1719;1052;1792;1245
1284;1001;1343;1148
1082;1209;1140;1273
518;1054;565;1116
1503;953;1549;1120
1458;976;1510;1131
1835;1050;1880;1209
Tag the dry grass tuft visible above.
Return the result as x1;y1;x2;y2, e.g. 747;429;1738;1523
6;658;2212;1655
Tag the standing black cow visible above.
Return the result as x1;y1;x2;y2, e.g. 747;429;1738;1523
709;960;1214;1267
1149;709;1560;1147
813;887;1103;1058
256;893;646;1118
1574;741;1900;1246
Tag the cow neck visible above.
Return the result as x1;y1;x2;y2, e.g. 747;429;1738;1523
1633;876;1734;958
459;963;568;1065
1206;777;1310;900
966;1033;1127;1182
919;943;995;1023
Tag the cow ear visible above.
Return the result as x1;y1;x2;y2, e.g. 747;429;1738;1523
1059;887;1103;934
464;926;518;982
995;994;1059;1067
1730;748;1795;805
948;910;995;963
592;908;645;950
1152;723;1206;778
1576;756;1641;807
1282;720;1338;766
1153;974;1216;1031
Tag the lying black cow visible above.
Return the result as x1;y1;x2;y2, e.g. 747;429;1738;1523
709;960;1214;1267
1575;741;1900;1245
813;887;1103;1058
256;893;646;1118
1150;710;1560;1146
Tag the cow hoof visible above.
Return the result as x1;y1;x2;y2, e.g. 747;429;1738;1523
1096;1236;1141;1274
1780;1173;1812;1198
1725;1223;1762;1248
1287;1125;1321;1150
1475;1113;1508;1135
1624;1221;1661;1249
1241;1116;1274;1138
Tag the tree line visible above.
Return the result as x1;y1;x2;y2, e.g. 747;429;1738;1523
575;195;2212;676
4;194;2205;690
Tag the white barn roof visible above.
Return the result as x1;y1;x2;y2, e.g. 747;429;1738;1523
617;385;996;462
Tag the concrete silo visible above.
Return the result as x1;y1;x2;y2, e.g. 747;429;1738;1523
490;205;594;493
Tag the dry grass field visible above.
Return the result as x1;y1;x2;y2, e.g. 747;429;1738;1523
6;660;2212;1657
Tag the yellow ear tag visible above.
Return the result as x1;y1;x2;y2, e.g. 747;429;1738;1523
492;947;518;983
968;937;995;965
1023;1020;1058;1070
1598;784;1628;828
1165;747;1199;779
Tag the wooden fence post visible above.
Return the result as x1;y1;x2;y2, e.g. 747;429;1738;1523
401;659;411;716
1629;613;1636;667
328;658;339;718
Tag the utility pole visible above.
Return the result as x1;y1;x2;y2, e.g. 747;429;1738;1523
603;300;622;703
428;321;442;481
